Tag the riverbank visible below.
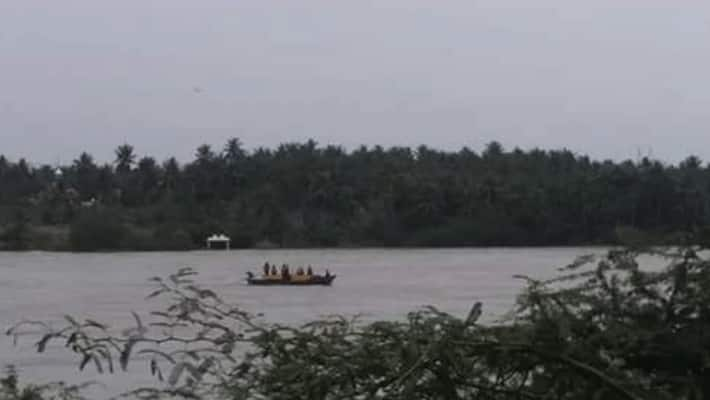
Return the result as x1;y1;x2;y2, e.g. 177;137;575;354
0;221;686;252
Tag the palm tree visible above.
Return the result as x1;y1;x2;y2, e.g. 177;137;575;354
136;156;160;203
0;155;8;173
73;152;95;171
483;141;504;159
72;152;99;199
162;157;181;191
223;138;246;164
115;144;136;173
195;144;216;165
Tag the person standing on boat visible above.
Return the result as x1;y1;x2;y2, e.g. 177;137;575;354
271;265;278;276
263;262;270;276
307;266;313;276
281;264;290;280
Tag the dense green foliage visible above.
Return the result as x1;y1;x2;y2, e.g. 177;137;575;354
11;247;710;399
1;139;708;250
0;366;86;400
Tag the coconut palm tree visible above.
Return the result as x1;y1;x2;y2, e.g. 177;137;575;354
114;144;136;173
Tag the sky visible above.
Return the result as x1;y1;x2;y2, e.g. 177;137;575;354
2;0;710;165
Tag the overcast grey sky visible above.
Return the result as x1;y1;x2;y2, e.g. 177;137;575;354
2;1;710;164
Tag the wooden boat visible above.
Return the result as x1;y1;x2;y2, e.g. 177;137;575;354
246;271;336;286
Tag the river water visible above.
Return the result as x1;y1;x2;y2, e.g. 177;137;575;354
0;248;606;397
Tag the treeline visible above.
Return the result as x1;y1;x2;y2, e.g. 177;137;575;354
0;138;708;250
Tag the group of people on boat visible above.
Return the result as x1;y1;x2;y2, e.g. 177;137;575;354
261;262;330;281
246;262;335;285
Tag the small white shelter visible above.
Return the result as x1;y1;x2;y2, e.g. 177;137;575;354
206;234;231;250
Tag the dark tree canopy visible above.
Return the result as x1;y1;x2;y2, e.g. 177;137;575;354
0;139;708;250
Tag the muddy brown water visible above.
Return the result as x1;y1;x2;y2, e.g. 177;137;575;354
0;248;616;397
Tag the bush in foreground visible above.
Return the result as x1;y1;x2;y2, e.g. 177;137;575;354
0;366;88;400
9;247;710;399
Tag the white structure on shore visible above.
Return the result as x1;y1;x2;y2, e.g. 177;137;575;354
206;234;231;250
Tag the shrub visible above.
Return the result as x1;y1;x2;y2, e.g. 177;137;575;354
0;366;88;400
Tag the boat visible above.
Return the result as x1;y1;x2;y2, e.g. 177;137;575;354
245;271;336;286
